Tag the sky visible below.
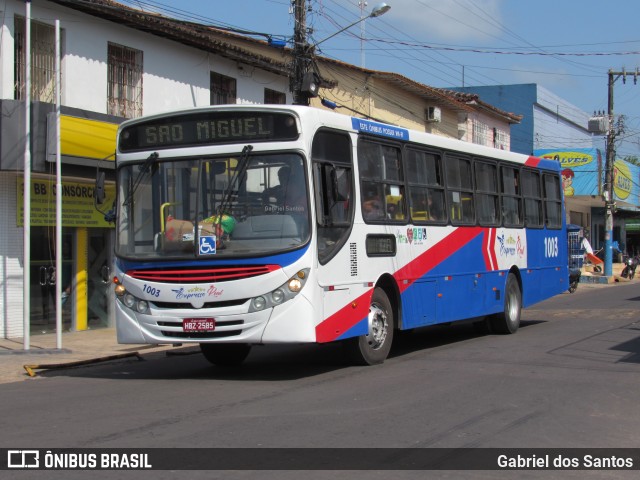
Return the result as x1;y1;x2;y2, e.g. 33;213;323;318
118;0;640;158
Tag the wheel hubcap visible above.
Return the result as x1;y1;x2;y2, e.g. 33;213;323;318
367;303;388;349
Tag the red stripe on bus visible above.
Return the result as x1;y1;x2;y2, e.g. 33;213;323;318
315;290;372;343
394;227;484;293
315;227;484;343
489;228;499;270
525;156;541;167
482;228;493;270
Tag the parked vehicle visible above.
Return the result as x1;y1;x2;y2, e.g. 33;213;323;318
567;225;583;293
621;255;639;279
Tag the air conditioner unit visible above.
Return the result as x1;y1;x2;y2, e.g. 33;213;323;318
426;106;442;123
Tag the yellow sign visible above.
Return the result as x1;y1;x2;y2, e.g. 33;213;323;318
539;151;593;168
613;160;632;200
17;177;116;228
60;116;118;161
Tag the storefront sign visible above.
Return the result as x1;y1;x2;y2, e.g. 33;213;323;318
17;177;116;228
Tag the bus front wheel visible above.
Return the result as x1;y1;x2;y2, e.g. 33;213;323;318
200;343;251;367
345;287;394;365
490;273;521;334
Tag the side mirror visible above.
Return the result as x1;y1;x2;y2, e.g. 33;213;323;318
95;171;106;205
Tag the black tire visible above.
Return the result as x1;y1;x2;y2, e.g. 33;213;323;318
489;273;521;334
621;267;629;279
200;343;251;367
345;287;394;365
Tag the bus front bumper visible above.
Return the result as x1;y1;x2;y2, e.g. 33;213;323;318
115;294;316;345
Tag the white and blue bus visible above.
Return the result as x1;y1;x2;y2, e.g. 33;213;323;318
103;105;568;366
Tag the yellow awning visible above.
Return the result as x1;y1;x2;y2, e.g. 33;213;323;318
60;115;118;161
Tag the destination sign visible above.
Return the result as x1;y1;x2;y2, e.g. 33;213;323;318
119;111;299;152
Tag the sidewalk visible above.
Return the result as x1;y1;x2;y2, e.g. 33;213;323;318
0;328;185;384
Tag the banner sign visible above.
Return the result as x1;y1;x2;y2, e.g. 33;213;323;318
17;177;116;228
535;148;640;207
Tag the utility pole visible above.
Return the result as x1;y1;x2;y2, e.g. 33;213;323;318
603;68;638;278
289;1;390;105
291;0;311;105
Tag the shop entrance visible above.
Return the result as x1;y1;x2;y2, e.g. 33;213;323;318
30;227;73;334
30;227;113;334
87;229;113;329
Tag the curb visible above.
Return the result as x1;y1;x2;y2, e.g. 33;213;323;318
23;352;143;377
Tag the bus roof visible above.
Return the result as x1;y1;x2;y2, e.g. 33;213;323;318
117;104;559;171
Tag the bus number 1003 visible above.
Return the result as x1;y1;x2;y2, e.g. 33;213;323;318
544;236;559;258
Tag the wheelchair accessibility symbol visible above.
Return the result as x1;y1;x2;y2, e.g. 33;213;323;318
199;236;217;255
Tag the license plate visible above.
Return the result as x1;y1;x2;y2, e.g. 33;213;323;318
182;318;216;332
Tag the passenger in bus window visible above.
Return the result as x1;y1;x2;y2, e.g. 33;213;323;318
362;190;384;220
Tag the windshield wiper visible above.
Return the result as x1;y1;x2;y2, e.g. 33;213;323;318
122;152;159;207
216;145;253;220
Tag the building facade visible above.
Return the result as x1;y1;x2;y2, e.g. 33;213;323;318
452;84;592;156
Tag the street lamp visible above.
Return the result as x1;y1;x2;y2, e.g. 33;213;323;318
313;3;391;48
292;2;391;105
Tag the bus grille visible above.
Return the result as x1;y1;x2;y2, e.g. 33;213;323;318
126;265;280;283
160;330;243;339
153;299;248;309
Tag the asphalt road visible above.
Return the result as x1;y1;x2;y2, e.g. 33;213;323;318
2;282;640;479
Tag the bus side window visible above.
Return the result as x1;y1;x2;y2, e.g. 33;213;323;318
501;165;522;227
312;129;354;264
446;156;474;225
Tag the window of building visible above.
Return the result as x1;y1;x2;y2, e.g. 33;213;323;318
14;16;56;102
405;148;446;223
494;128;508;150
264;88;286;104
107;42;143;118
210;72;237;105
472;118;489;146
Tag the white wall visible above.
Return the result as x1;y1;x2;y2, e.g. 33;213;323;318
1;0;291;112
534;86;592;151
0;172;24;338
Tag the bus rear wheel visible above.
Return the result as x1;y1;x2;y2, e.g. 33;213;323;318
489;273;521;334
345;287;394;365
200;343;251;367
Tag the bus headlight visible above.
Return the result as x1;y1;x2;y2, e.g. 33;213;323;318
272;289;285;304
124;293;136;308
253;296;266;310
119;290;150;314
136;300;149;313
288;278;302;292
249;269;310;312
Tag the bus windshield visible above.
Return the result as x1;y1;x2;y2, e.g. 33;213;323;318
116;152;309;259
